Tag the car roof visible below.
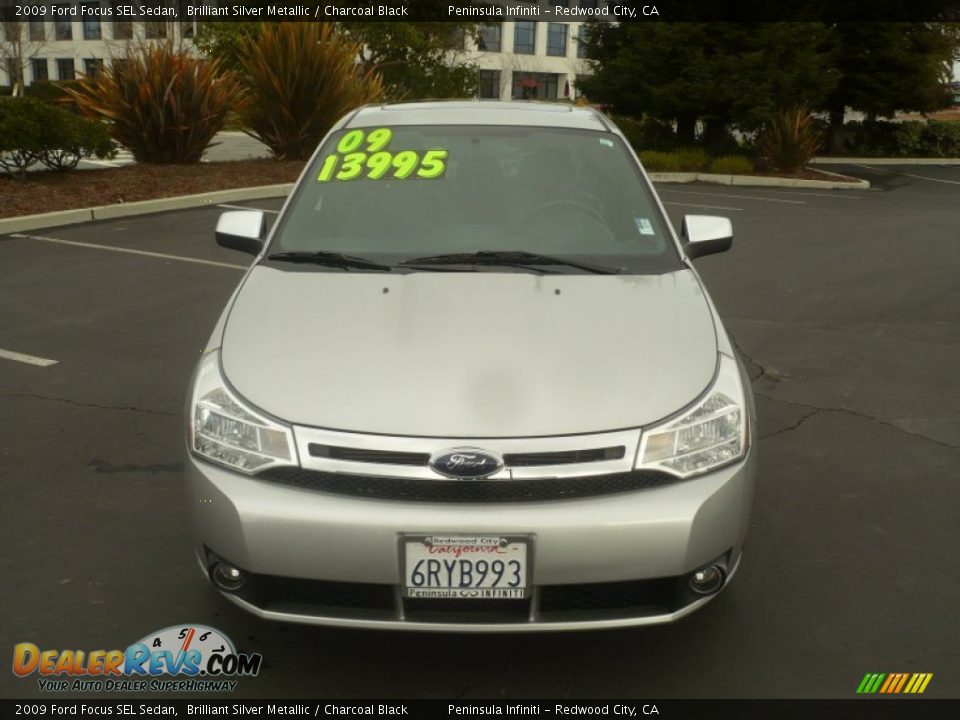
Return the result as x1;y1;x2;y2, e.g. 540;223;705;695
344;101;612;132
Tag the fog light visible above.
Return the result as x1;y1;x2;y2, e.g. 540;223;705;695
688;564;724;595
210;562;246;593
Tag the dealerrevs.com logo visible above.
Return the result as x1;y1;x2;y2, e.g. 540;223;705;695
12;624;261;693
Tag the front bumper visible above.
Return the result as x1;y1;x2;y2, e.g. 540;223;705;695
186;447;755;632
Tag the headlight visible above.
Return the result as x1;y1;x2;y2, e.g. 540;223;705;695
637;353;748;478
189;351;296;473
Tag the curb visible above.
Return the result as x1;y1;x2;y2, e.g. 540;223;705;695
812;157;960;166
648;171;870;189
0;183;294;235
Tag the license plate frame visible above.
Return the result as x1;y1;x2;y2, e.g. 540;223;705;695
400;534;532;600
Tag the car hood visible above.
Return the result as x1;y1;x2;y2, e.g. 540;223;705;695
220;266;718;437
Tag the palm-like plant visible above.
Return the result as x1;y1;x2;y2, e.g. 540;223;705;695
760;107;824;173
236;23;385;160
66;42;243;164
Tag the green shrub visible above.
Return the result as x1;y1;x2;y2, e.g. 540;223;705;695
66;42;243;163
236;22;385;160
0;98;48;176
708;155;755;175
760;107;823;172
25;80;84;110
832;120;960;158
0;86;12;97
0;97;115;176
40;111;115;170
637;150;681;172
908;121;960;157
638;148;712;173
673;147;711;171
611;115;680;152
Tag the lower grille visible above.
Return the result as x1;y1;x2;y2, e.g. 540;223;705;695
239;574;396;620
257;467;676;502
234;572;692;623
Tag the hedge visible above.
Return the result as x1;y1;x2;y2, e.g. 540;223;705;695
0;97;115;176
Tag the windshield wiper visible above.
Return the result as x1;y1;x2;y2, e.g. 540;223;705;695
400;250;622;275
265;251;393;272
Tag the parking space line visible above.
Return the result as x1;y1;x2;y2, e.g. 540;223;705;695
0;348;59;367
760;190;863;200
662;202;742;211
657;189;806;204
10;233;248;270
217;203;280;214
853;164;960;185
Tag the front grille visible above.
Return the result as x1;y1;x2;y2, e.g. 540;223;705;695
403;598;530;623
539;578;679;619
308;444;429;466
239;574;395;620
232;570;693;624
504;446;625;466
306;444;627;468
257;467;676;502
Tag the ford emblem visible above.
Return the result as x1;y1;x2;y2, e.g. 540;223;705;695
429;447;504;479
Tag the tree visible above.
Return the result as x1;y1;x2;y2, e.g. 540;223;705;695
579;23;836;147
339;3;481;100
1;18;49;95
196;11;482;101
822;22;960;150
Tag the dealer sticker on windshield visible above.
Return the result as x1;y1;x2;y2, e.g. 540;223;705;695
402;535;530;599
317;127;448;182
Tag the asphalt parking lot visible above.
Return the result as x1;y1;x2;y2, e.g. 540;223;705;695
1;164;958;699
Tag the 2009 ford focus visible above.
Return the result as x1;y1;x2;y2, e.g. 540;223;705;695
185;101;756;631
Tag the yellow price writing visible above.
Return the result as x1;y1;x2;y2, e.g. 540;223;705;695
317;149;448;183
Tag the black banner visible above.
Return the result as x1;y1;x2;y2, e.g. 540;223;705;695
1;0;960;23
3;700;960;719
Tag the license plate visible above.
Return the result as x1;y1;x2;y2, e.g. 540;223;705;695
402;535;530;599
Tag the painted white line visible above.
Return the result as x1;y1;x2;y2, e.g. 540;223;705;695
10;234;248;270
760;190;863;200
0;348;59;367
657;189;806;204
217;203;280;214
853;164;960;185
662;201;742;211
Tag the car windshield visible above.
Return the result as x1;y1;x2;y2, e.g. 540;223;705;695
269;124;683;273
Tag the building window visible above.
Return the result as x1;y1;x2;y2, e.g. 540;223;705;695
478;70;501;99
29;20;45;41
145;21;167;39
512;72;560;100
547;23;568;57
111;57;130;75
576;25;590;59
478;23;501;52
57;58;75;81
82;3;102;40
55;7;73;40
32;58;49;82
513;21;536;55
84;58;104;78
112;20;132;40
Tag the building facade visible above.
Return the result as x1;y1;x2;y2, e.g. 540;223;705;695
2;1;615;96
1;2;194;87
462;18;595;102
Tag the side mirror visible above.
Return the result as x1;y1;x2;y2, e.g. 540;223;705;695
681;215;733;259
215;210;266;255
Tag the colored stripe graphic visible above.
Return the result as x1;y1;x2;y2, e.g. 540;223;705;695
858;672;933;694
